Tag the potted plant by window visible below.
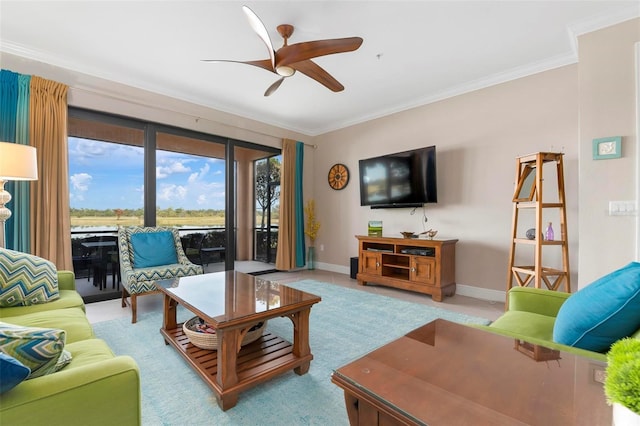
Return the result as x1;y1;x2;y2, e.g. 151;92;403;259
605;338;640;425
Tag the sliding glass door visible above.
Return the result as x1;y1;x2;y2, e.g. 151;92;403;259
254;154;281;263
155;130;227;271
68;108;281;300
68;112;145;302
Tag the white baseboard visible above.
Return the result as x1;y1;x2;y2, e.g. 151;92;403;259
316;262;506;303
316;262;350;275
455;284;506;303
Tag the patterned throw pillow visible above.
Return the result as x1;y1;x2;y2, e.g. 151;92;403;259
0;322;69;379
0;248;59;307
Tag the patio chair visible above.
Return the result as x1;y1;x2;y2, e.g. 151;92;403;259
181;232;206;265
118;226;203;323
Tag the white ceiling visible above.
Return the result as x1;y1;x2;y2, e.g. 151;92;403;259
1;1;638;136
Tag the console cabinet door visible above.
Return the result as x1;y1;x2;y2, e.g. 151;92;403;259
361;251;382;276
410;256;436;285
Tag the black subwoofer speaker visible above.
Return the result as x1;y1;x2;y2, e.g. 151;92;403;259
350;257;359;279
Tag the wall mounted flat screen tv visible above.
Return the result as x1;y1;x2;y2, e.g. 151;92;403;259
359;146;437;208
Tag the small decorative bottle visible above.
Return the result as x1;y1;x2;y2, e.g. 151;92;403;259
545;222;554;241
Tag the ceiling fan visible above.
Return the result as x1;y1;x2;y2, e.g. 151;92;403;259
203;5;363;96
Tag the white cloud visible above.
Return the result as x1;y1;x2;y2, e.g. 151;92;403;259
157;184;188;202
70;173;92;191
68;137;142;166
197;194;207;205
69;192;84;202
157;161;191;179
187;163;210;184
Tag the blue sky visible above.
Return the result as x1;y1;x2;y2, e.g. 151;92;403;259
68;138;226;210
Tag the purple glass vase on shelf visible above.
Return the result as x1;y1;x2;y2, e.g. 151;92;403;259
545;222;554;241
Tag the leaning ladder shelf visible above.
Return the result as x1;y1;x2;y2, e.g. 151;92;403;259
507;152;571;296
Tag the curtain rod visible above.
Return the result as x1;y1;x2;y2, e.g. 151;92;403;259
69;86;312;144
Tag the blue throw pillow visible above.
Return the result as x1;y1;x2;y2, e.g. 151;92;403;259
130;231;178;268
0;352;30;393
553;262;640;352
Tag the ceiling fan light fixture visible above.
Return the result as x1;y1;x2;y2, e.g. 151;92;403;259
276;66;295;77
204;6;363;96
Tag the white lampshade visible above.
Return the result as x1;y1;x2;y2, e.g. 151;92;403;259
0;141;38;181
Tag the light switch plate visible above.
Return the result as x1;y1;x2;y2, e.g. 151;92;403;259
609;200;638;216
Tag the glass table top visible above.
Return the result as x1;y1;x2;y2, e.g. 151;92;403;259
156;270;320;325
333;319;611;425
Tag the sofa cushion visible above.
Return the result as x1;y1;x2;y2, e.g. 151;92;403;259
64;338;115;369
553;262;640;352
0;352;30;393
0;322;67;379
2;307;95;344
0;248;59;307
0;290;84;319
130;231;178;268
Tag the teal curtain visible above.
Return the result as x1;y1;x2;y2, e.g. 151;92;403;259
294;141;305;267
1;70;18;140
0;69;32;252
12;75;32;252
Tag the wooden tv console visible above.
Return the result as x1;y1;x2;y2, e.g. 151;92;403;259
356;235;458;302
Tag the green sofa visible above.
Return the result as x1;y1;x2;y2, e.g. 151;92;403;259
0;271;141;426
477;286;640;362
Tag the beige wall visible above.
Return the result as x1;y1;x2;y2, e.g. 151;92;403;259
313;66;580;299
578;18;640;287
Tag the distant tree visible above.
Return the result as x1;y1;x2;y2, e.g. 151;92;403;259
114;208;124;220
255;157;281;229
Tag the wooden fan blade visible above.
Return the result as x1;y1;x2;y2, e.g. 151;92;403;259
276;37;363;67
290;60;344;92
264;77;285;96
200;59;275;73
242;5;276;69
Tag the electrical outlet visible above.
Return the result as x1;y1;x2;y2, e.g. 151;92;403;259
593;367;606;384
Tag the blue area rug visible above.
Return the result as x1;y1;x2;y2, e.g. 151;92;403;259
93;279;490;425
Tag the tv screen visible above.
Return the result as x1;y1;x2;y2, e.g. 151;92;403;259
359;146;437;208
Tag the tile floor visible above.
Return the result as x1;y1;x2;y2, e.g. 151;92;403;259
85;268;505;324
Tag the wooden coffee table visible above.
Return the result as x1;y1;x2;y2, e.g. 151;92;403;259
332;319;611;425
156;271;321;411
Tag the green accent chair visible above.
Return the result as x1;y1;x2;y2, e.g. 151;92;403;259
118;226;203;323
478;287;640;362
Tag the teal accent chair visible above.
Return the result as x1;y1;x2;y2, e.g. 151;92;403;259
118;226;203;323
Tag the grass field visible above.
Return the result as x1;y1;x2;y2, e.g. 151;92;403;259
70;216;226;228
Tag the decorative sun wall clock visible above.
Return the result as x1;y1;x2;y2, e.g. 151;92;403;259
328;163;349;190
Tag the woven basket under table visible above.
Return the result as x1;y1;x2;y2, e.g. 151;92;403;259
183;316;267;350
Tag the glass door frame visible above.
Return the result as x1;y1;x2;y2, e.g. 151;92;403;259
68;107;280;272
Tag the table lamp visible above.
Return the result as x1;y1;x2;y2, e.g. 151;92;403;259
0;141;38;248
